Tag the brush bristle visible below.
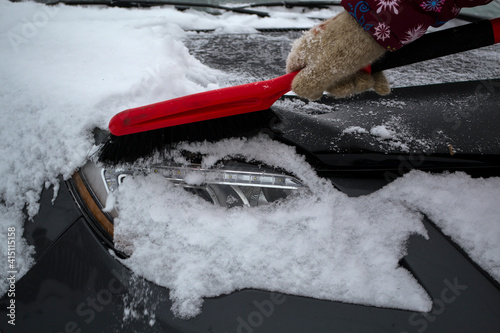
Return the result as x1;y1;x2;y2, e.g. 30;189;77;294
96;109;279;164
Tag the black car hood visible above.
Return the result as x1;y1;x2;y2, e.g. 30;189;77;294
269;79;500;176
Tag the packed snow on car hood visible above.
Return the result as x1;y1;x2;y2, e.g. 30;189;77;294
1;0;499;320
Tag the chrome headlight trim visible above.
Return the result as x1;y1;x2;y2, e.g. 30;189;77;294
102;163;304;193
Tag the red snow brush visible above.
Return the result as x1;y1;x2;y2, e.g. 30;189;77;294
108;71;300;137
98;17;500;164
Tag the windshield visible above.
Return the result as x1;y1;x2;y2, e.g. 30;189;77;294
28;0;500;18
460;0;500;17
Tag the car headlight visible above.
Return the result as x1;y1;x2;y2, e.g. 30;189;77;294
102;161;303;207
71;159;305;243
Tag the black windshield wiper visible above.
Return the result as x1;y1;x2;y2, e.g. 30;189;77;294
237;1;489;22
44;0;271;17
238;1;341;9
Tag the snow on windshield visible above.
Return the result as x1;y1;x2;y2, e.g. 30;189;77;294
0;0;499;320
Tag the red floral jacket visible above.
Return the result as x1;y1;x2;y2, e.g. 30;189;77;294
341;0;493;50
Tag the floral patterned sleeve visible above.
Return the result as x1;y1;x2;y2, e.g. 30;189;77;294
341;0;494;51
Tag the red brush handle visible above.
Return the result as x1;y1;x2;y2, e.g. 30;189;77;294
109;67;376;136
110;71;299;136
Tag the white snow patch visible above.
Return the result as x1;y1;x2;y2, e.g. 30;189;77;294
343;126;369;135
370;125;395;140
379;171;500;282
115;136;500;319
114;136;432;319
183;171;206;186
367;116;434;152
0;0;225;294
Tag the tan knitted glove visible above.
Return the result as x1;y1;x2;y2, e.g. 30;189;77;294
286;11;391;100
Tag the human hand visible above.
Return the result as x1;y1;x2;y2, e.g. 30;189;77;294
286;11;391;100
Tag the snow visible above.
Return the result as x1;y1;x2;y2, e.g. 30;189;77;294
341;115;434;153
0;0;499;322
343;126;369;134
114;136;500;318
370;125;394;140
379;171;500;283
0;0;231;298
114;135;432;318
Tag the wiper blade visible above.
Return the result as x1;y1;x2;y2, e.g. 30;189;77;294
45;0;270;17
239;1;341;9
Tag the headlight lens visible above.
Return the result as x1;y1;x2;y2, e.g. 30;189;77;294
71;158;304;256
76;159;305;230
101;161;304;208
